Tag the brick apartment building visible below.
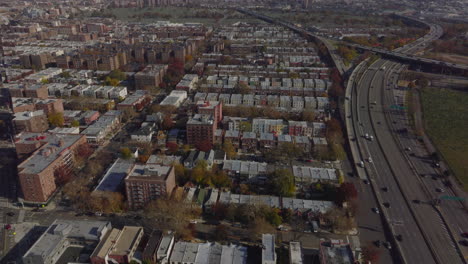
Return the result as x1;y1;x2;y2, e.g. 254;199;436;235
134;64;168;90
186;114;217;146
125;164;176;209
17;133;87;203
91;226;144;264
14;110;49;133
197;101;223;124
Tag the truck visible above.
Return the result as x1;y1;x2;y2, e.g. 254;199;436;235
380;66;386;71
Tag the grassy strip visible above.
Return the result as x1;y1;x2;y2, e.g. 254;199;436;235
420;87;468;190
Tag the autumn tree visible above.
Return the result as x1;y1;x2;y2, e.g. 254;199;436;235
195;140;212;152
335;182;358;205
104;76;120;86
301;110;315;122
108;69;126;81
223;140;237;159
145;198;201;240
54;165;73;186
213;224;229;241
120;147;133;159
326;118;344;144
362;245;382;263
161;115;174;130
48;112;64;127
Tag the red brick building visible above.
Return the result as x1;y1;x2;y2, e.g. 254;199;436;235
186;114;217;146
17;133;87;203
197;101;223;124
125;164;176;209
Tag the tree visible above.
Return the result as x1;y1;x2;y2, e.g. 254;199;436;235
174;163;190;186
120;147;133;159
59;71;71;78
239;121;252;132
104;76;120;86
223;140;237;159
270;169;295;197
48;112;64;127
54;165;73;187
261;207;282;227
161;115;174;130
237;82;251;94
301;110;315;122
326;118;344;144
71;120;80;127
213;224;229;241
212;170;231;188
195;140;212;152
248;217;275;241
145;198;201;239
108;69;126;81
335;182;358;205
362;245;382;263
278;142;304;165
166;142;179;154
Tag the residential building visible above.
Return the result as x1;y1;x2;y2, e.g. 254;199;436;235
186;114;216;146
262;234;277;264
94;158;134;193
17;133;87;203
91;226;144;264
157;233;175;264
81;111;121;145
319;240;354;264
293;166;337;184
223;160;268;182
197;100;223;123
224;130;240;149
252;119;285;135
14;110;49;133
142;231;163;264
259;132;275;148
241;131;257;151
22;220;111;264
288;121;312;137
130;125;154;142
183;150;215;169
160;90;187;107
125;164;176;209
222;116;249;131
294;136;311;152
117;90;151;111
135;64;168;90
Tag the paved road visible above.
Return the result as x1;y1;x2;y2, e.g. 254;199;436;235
381;62;468;260
352;59;466;263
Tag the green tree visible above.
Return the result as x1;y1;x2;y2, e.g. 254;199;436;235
120;147;133;159
59;71;71;78
104;76;120;86
71;120;80;127
239;121;252;132
108;69;126;81
270;169;295;197
223;140;237;159
48;112;64;127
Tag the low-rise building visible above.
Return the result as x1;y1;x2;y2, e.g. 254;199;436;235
160;90;188;108
22;220;111;264
319;239;354;264
293;166;337;184
223;160;268;182
241;131;257;151
14;110;49;133
289;241;304;264
91;226;144;264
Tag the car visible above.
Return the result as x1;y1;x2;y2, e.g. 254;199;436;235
361;106;365;108
396;234;403;242
374;240;381;247
405;147;412;151
381;187;388;192
460;239;468;247
75;213;84;217
189;220;198;224
368;157;373;163
95;212;103;217
134;215;142;220
359;161;365;168
420;173;427;178
6;212;15;217
436;188;444;193
4;224;12;230
413;199;421;204
377;121;381;124
383;202;391;208
432;175;438;180
384;242;392;250
363;179;370;185
372;208;380;214
461;232;468;238
85;211;94;216
434;163;441;168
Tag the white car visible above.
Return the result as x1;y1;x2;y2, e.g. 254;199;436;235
368;157;373;163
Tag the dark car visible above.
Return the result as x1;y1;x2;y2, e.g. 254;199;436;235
374;240;381;247
75;213;84;217
6;212;15;217
396;234;403;242
413;199;421;204
383;202;391;208
381;187;388;192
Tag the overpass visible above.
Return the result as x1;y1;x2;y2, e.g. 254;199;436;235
237;8;468;76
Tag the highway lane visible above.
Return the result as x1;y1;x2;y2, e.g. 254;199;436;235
353;60;436;264
367;61;463;263
381;64;468;259
346;61;394;263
